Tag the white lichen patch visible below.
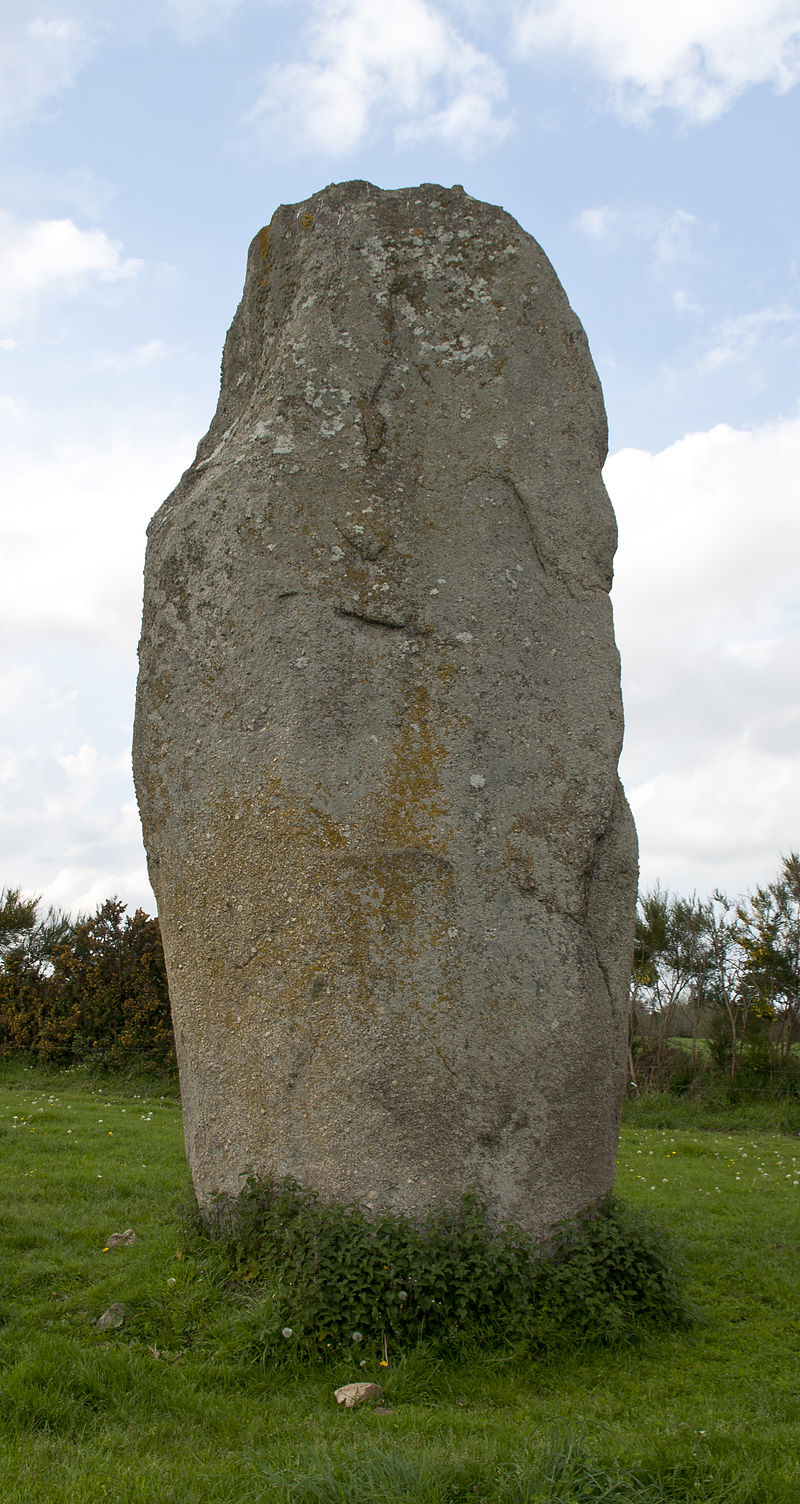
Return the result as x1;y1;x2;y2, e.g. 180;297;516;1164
319;415;345;438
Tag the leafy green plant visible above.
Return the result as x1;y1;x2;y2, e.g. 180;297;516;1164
205;1179;690;1362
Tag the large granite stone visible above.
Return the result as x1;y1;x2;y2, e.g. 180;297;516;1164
133;180;637;1239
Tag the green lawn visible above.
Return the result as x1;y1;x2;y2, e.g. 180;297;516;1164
1;1060;799;1503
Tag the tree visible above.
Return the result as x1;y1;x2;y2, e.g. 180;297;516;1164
737;853;800;1063
48;899;174;1066
700;892;746;1085
0;889;173;1068
0;888;72;1055
630;888;709;1086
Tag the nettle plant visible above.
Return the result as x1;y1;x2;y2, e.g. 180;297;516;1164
205;1179;689;1363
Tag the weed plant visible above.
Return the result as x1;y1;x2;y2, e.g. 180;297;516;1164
206;1177;688;1361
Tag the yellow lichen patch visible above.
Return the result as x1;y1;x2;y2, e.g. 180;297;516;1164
435;657;457;689
375;684;451;855
157;676;463;1096
258;226;271;288
300;213;314;231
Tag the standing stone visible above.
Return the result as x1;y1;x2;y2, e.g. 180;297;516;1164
133;180;637;1240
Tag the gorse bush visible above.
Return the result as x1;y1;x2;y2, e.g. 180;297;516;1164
207;1180;690;1362
0;888;174;1070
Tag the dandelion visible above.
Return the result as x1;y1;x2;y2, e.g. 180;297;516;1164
282;1327;293;1339
351;1331;363;1342
398;1290;408;1301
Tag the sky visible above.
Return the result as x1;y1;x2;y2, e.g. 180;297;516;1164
1;0;799;919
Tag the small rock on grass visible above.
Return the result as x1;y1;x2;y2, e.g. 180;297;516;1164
104;1229;136;1248
334;1382;384;1408
96;1303;126;1331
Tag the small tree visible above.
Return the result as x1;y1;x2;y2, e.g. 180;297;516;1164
49;899;174;1067
0;889;173;1069
738;854;800;1064
0;888;72;1055
630;888;706;1086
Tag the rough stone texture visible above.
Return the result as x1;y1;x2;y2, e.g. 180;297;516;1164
133;180;638;1240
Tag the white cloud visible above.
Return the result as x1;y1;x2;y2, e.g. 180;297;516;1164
0;399;194;650
515;0;800;123
0;403;194;915
0;215;143;330
0;7;91;132
247;0;510;156
696;304;799;373
576;204;699;274
158;0;248;39
88;339;169;373
0;1;255;134
608;412;800;897
0;663;153;915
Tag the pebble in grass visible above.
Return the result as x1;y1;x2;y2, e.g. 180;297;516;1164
103;1229;137;1249
96;1303;126;1331
334;1383;384;1409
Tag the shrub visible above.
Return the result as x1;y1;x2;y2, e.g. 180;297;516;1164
0;890;174;1070
205;1181;690;1363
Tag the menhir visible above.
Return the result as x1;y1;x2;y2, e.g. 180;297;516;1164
133;180;638;1239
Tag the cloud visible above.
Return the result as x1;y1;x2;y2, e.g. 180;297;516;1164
158;0;249;39
246;0;511;156
576;204;699;274
515;0;800;124
0;669;155;914
88;339;169;373
0;401;195;915
607;412;800;897
0;1;256;134
0;214;143;330
696;304;799;373
0;7;91;132
0;399;194;651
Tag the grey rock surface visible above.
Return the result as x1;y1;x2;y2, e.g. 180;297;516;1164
133;180;637;1239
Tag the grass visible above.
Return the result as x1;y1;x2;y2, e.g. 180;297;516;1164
1;1058;799;1502
622;1088;800;1135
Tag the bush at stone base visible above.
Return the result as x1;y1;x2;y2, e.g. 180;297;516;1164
201;1181;690;1363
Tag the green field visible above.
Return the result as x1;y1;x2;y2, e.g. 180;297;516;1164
1;1061;799;1503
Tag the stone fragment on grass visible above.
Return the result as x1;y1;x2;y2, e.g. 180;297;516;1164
104;1229;136;1248
334;1382;384;1408
96;1303;125;1330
